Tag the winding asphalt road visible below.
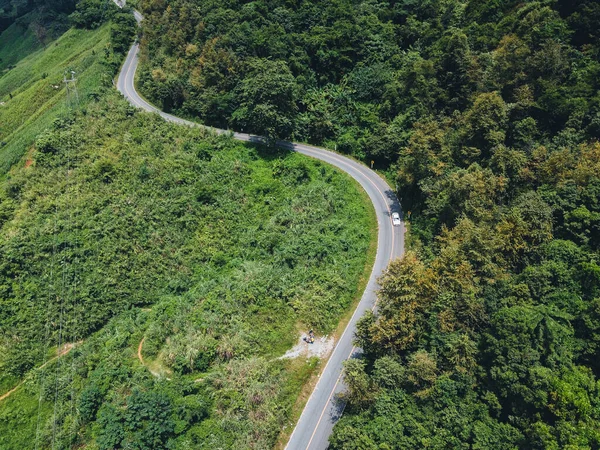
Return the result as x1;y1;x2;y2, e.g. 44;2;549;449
115;6;404;449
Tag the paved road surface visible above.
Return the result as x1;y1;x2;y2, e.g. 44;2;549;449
115;6;405;449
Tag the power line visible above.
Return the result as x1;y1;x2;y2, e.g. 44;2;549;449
34;204;59;450
33;65;81;450
68;134;81;442
51;79;78;448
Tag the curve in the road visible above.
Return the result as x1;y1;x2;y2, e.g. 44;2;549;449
115;7;405;449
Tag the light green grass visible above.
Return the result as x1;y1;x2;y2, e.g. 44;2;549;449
0;24;111;175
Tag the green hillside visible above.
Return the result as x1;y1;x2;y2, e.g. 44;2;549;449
0;24;112;175
3;0;599;448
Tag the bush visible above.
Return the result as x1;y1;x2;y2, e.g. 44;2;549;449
110;12;136;54
35;130;61;154
79;384;103;423
70;0;116;29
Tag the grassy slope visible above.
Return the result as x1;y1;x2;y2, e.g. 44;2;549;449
0;19;43;72
0;91;375;449
0;24;110;175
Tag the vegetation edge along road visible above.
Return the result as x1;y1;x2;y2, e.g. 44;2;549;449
114;5;405;449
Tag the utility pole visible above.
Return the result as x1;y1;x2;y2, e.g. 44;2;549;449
63;70;79;111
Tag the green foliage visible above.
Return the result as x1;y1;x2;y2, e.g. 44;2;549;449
79;383;103;423
0;1;140;176
119;389;175;449
136;0;600;163
3;0;600;447
110;11;136;54
342;358;373;405
0;15;43;71
0;0;77;39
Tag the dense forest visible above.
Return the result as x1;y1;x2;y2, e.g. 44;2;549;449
136;0;598;447
2;0;600;448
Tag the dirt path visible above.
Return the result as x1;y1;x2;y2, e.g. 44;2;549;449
137;337;146;366
0;343;77;403
0;384;21;402
278;334;335;360
137;337;168;379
